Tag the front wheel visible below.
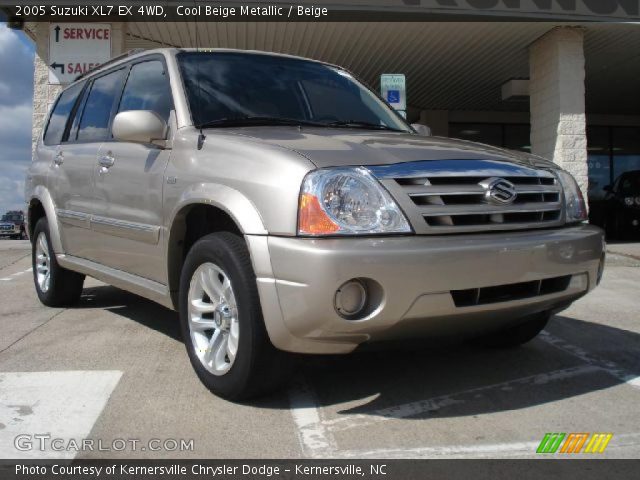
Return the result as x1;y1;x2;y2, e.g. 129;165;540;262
179;232;292;400
471;312;551;348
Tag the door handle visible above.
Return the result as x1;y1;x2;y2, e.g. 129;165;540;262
54;152;64;166
98;153;115;174
98;154;115;168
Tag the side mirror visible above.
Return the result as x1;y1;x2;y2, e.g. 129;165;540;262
411;123;431;137
112;110;167;145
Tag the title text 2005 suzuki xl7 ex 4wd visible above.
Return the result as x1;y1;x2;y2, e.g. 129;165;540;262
26;49;605;399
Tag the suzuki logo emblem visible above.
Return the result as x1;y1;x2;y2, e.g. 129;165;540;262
479;177;517;205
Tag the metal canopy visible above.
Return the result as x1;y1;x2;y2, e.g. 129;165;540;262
125;21;640;115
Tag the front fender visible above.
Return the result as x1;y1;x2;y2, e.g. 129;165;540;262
167;183;267;235
28;187;64;254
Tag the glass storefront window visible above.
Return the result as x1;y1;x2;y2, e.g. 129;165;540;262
449;123;503;147
612;127;640;183
587;126;611;204
450;123;530;153
503;124;531;152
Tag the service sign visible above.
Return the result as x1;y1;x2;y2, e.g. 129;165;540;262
380;74;406;114
48;23;112;84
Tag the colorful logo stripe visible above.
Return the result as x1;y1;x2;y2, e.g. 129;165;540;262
560;433;589;453
584;433;613;454
537;433;613;454
537;433;566;453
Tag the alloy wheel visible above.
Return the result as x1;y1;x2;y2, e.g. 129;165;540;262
35;232;51;293
187;262;240;375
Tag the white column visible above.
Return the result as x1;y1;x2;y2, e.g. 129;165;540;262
529;27;588;197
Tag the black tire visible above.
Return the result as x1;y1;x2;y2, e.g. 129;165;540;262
32;218;85;307
179;232;293;400
472;312;551;348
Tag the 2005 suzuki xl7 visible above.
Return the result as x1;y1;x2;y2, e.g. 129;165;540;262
26;48;605;399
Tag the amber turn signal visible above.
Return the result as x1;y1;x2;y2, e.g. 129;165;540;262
298;193;339;235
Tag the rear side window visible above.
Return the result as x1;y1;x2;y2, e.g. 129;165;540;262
77;69;126;142
43;82;84;145
118;60;172;122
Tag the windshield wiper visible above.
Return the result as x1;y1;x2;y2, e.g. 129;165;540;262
197;116;327;129
325;120;404;132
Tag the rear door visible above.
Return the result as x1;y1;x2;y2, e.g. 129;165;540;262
92;58;174;283
56;67;127;261
44;80;100;257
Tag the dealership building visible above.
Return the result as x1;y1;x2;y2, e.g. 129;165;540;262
7;1;640;213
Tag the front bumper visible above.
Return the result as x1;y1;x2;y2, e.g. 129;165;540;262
250;225;604;354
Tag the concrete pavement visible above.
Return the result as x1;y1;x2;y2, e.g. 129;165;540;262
0;239;638;459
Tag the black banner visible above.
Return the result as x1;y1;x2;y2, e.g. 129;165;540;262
1;460;638;480
1;0;640;23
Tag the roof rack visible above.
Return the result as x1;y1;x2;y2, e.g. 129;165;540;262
74;48;146;81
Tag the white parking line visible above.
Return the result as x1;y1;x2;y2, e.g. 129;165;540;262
335;432;640;459
287;329;637;458
288;364;607;457
323;365;600;433
539;331;640;390
0;268;32;283
288;378;336;458
0;371;122;459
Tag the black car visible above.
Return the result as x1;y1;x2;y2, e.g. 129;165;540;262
602;170;640;239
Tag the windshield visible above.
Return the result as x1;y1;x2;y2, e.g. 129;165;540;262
1;214;21;222
177;52;410;132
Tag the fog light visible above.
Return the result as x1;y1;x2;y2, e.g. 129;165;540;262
335;279;367;318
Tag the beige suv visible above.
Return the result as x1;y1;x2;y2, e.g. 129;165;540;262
26;48;605;399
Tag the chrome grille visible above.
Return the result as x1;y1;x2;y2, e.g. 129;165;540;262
369;159;564;234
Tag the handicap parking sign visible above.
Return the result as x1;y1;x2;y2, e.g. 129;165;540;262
380;74;406;113
387;90;400;103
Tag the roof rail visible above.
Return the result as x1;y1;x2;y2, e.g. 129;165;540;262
74;48;147;81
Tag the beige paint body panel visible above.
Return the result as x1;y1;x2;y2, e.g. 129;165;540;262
264;225;603;353
91;141;170;283
46;142;106;259
162;129;315;236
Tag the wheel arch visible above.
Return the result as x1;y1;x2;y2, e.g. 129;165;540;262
166;184;267;309
27;187;63;253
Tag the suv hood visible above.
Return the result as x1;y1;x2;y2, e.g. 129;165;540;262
219;126;556;170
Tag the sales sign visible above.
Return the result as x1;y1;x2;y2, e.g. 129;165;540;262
48;23;112;84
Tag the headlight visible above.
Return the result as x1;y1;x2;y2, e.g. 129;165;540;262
635;197;640;206
625;197;635;206
298;167;412;236
555;170;587;223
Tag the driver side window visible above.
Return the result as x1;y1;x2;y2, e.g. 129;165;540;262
118;60;172;122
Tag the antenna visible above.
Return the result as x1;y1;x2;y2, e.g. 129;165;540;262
194;0;206;150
